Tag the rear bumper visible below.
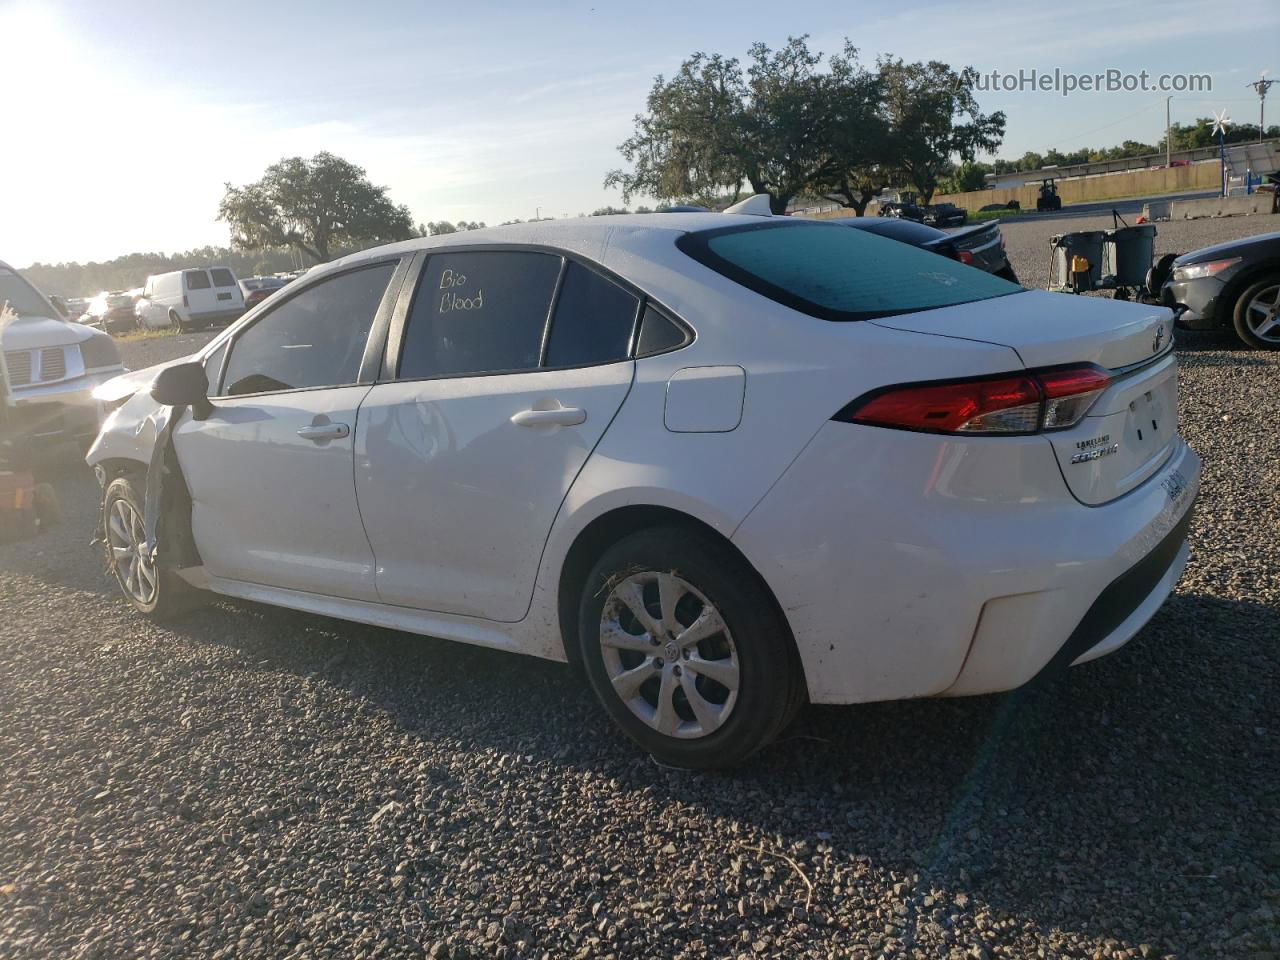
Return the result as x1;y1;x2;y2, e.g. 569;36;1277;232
188;308;243;324
732;422;1202;704
942;491;1194;696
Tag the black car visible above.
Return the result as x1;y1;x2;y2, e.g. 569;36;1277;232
923;202;968;227
878;200;926;222
834;216;1018;282
1162;230;1280;349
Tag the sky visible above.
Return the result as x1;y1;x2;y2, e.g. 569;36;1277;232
0;0;1271;266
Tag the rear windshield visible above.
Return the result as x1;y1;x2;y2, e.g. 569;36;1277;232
210;268;236;288
677;220;1021;321
184;270;211;290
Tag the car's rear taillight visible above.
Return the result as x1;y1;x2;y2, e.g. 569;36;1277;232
1037;365;1111;429
956;251;976;265
183;294;189;308
835;364;1112;435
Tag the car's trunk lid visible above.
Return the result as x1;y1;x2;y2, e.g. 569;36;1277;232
870;289;1176;370
871;290;1181;504
1046;353;1178;504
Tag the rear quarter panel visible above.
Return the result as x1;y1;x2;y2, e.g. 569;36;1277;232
524;227;1027;659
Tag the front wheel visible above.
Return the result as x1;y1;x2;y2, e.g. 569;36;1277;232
102;475;207;619
577;527;804;769
168;310;186;332
1232;277;1280;350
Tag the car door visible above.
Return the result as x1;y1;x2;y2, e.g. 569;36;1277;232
355;251;640;622
173;258;404;600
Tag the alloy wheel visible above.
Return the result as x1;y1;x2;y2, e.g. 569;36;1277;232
1244;283;1280;343
106;496;157;605
598;571;739;739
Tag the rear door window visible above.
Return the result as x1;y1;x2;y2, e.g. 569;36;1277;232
677;221;1021;322
184;270;211;291
545;262;640;367
398;251;561;379
210;268;236;288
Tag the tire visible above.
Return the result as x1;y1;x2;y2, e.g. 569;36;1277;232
169;310;186;333
577;526;804;769
1231;277;1280;350
102;475;207;619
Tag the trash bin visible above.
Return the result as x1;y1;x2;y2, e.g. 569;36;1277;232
1105;224;1157;288
1050;231;1105;293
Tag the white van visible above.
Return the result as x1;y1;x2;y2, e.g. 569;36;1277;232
137;267;245;332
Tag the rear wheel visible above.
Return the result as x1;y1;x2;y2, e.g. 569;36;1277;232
1232;277;1280;350
577;526;803;769
102;475;207;619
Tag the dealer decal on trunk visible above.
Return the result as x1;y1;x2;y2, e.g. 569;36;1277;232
1071;434;1118;464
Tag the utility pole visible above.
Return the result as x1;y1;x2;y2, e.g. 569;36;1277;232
1166;95;1173;165
1249;73;1274;143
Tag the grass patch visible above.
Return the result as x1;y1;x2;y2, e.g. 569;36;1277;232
969;208;1030;222
111;327;181;342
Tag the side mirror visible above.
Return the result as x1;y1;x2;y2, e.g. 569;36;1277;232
151;362;214;420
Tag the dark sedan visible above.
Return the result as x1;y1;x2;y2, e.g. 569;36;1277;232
238;275;288;310
84;291;138;335
833;216;1018;282
1163;230;1280;349
924;202;968;227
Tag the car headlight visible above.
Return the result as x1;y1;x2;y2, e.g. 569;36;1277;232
80;333;121;369
1172;257;1241;281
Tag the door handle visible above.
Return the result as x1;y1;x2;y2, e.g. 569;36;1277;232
511;405;587;428
297;422;350;441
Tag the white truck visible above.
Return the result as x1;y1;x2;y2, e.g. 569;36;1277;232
1;261;125;450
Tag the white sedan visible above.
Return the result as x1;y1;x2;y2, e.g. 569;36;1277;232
87;212;1200;768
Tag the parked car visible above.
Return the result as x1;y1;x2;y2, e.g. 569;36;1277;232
1162;230;1280;349
1;261;125;450
87;214;1199;768
238;275;287;310
84;290;138;335
923;202;968;227
834;216;1018;282
64;297;90;321
136;267;245;331
878;200;926;222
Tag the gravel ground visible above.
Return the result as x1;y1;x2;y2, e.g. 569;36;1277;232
1;218;1278;960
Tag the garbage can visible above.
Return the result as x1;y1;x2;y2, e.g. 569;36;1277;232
1105;224;1157;288
1050;231;1105;293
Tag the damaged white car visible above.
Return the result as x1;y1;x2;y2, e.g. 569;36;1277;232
87;214;1200;768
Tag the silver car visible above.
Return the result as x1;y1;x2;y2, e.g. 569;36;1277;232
1;261;125;450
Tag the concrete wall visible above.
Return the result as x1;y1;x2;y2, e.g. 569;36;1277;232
984;139;1280;188
1167;194;1278;219
928;162;1222;211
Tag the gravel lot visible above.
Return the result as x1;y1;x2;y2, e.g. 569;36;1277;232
2;216;1278;960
